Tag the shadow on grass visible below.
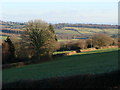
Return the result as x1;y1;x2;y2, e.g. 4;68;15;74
3;70;120;89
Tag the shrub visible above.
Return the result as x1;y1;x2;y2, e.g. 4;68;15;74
58;40;87;51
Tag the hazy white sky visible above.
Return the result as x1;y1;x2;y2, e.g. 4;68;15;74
0;0;118;24
1;0;119;2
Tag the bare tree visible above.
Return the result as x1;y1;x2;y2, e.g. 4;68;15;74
25;20;58;60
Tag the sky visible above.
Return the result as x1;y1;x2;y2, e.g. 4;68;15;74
0;0;119;24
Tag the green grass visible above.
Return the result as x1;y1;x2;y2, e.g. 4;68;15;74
3;48;119;83
53;51;72;55
0;36;7;39
55;29;79;35
58;39;79;42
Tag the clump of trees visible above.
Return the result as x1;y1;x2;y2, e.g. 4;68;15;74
10;20;59;62
92;34;113;48
58;40;88;51
57;34;117;51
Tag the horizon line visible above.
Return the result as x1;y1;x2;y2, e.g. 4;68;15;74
0;20;118;25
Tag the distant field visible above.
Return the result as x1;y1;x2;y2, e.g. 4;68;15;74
55;27;118;35
58;39;79;42
0;36;7;40
1;21;118;41
53;51;72;55
3;48;119;83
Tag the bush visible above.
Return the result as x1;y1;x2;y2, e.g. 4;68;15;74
58;40;87;51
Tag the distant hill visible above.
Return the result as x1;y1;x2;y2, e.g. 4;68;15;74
0;20;118;30
0;21;118;40
53;23;118;29
0;20;26;29
53;23;118;39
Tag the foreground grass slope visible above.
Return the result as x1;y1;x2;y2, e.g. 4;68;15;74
3;48;119;83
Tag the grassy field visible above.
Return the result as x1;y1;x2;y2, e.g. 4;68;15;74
3;48;119;83
0;36;7;40
55;27;118;36
53;51;72;55
62;27;118;35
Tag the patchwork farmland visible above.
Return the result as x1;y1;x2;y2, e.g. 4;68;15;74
0;21;118;41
